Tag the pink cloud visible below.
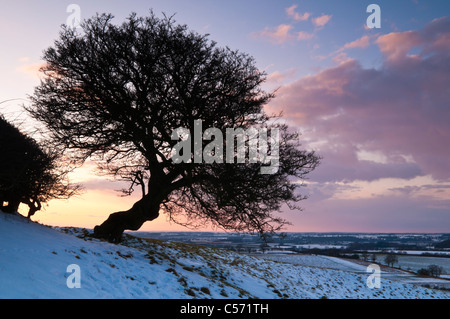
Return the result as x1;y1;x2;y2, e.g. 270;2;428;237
268;17;450;182
331;35;375;62
332;52;352;64
376;17;450;62
267;68;298;85
311;14;332;28
252;24;295;44
376;30;422;61
253;24;315;44
286;5;310;22
341;35;371;50
297;31;315;40
16;61;46;79
254;7;332;45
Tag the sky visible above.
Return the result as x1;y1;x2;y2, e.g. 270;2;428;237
1;0;449;233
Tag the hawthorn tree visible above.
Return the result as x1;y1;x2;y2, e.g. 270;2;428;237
28;12;320;242
0;115;78;217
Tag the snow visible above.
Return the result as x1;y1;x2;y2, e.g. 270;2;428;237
1;212;449;299
259;254;368;272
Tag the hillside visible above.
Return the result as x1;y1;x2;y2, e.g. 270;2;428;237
0;212;449;299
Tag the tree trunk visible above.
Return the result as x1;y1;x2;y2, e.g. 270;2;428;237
93;194;160;243
26;199;42;219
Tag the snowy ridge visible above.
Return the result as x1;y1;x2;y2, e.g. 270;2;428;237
0;213;449;299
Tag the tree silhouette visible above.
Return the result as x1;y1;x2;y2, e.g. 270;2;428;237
384;254;398;267
0;115;79;217
28;12;320;242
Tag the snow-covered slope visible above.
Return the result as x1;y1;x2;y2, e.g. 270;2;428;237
0;213;449;299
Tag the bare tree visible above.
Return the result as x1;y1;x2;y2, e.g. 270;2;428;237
427;265;444;278
384;254;398;267
27;12;320;242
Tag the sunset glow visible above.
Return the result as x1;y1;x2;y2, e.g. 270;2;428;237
2;0;450;232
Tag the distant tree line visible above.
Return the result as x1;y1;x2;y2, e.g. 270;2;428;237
435;239;450;249
348;242;422;251
417;265;445;278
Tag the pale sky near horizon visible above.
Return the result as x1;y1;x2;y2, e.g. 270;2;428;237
1;0;450;232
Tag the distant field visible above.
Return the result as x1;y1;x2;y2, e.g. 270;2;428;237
375;254;450;276
256;254;368;272
263;253;450;277
257;252;450;290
